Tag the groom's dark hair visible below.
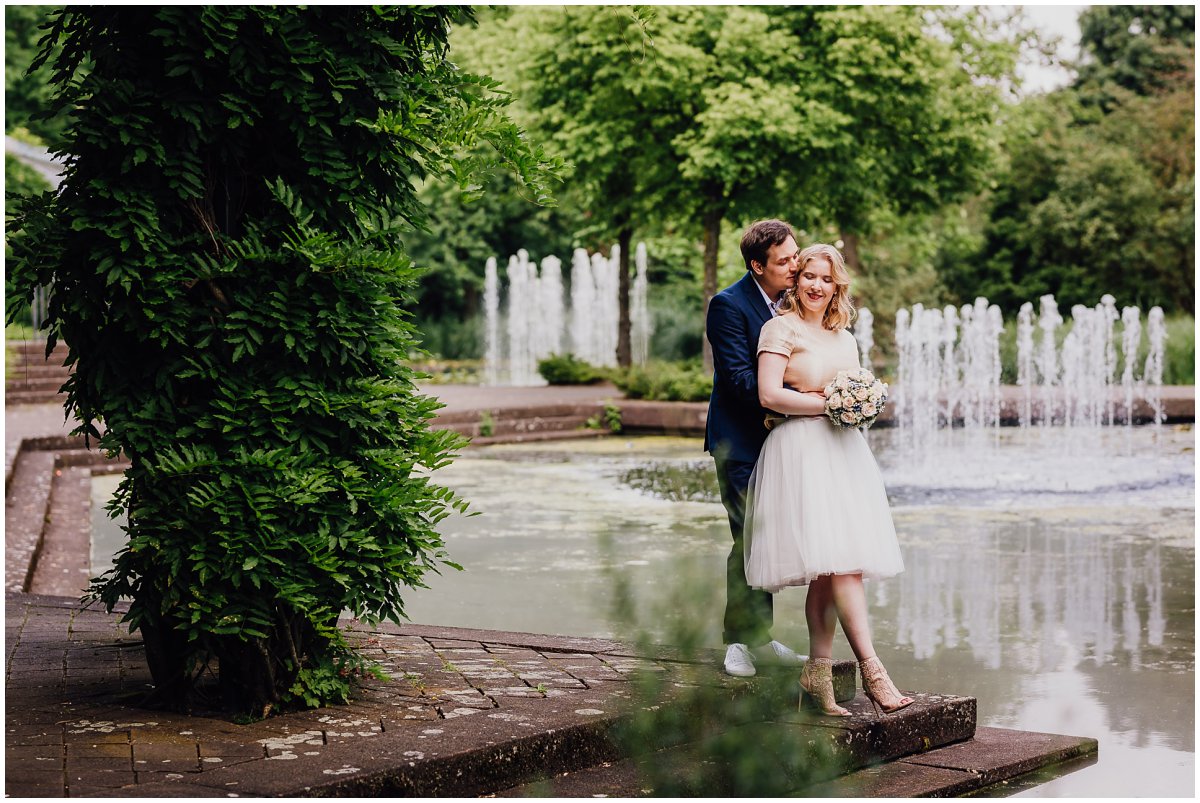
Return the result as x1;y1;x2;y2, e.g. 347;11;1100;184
740;219;797;271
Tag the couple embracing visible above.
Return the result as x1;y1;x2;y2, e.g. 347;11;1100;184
704;219;911;717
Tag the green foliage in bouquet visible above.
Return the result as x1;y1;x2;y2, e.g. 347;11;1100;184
5;6;556;716
537;353;607;385
615;362;713;403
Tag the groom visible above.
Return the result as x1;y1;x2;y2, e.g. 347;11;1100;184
705;219;804;677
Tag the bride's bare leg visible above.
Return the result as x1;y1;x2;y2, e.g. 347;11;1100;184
829;573;876;661
831;573;913;712
805;575;837;659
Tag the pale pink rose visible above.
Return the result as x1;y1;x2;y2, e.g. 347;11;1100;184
840;411;857;425
861;403;877;417
827;392;843;409
853;385;870;401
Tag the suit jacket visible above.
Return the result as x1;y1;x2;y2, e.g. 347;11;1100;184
704;272;774;464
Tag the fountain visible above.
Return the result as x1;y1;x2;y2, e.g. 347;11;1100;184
894;294;1166;431
484;244;653;385
852;307;875;370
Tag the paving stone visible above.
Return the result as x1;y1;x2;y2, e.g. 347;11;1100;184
132;742;200;768
66;755;135;771
65;741;131;759
901;725;1099;784
109;779;210;796
65;768;138;789
776;692;977;770
494;758;651;798
5;781;67;798
801;758;979;797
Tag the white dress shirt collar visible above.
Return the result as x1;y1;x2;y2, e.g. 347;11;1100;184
752;276;780;316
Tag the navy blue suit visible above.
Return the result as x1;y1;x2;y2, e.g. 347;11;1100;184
705;272;775;647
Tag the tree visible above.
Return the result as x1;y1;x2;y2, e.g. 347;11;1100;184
5;5;71;145
459;6;1012;371
1076;5;1195;99
455;7;696;368
766;6;1010;278
7;6;554;716
945;5;1195;315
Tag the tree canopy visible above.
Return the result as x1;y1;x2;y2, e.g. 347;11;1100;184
453;5;1013;369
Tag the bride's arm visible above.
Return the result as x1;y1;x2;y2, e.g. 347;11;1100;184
758;352;826;416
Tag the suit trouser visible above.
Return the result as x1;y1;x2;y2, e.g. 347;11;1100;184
715;455;773;647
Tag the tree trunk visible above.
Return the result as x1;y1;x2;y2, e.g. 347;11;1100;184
616;226;633;368
701;208;722;374
840;229;863;276
140;616;203;710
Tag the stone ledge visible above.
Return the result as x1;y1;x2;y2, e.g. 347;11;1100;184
901;724;1099;785
801;725;1099;797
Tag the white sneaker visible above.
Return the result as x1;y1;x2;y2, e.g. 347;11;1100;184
753;640;806;666
723;643;756;677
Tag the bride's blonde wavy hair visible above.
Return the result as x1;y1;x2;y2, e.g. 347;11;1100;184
776;243;856;331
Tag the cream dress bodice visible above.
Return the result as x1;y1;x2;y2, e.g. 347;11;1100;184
756;313;860;392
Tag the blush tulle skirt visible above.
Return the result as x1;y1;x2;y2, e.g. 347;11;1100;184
744;416;904;592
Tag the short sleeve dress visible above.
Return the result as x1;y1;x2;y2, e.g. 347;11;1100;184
743;314;904;592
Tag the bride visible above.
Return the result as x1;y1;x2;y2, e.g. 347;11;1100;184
743;242;912;717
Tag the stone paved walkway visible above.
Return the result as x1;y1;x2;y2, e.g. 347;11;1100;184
5;593;678;797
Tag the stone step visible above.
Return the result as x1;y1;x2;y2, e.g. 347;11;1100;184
497;721;1096;798
5;362;73;376
485;661;859;798
495;691;976;797
799;725;1098;797
436;413;604;440
465;428;613;447
5;390;67;405
433;402;603;425
5;377;70;393
7;339;68;357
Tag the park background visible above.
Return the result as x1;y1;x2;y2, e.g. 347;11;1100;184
6;5;1195;383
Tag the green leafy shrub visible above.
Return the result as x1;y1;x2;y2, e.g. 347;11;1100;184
994;312;1194;386
615;361;713;402
1163;315;1194;385
537;353;606;385
414;313;484;360
6;6;554;716
5;153;51;206
5;154;52;324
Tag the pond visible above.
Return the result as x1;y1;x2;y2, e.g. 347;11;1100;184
90;425;1195;796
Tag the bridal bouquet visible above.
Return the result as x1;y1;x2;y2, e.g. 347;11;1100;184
824;368;888;429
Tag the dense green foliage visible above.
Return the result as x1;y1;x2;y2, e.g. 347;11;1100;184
4;152;50;201
615;362;713;403
1076;5;1195;98
536;353;607;385
5;5;71;146
944;5;1194;317
408;7;1192;370
6;6;553;716
5;150;52;323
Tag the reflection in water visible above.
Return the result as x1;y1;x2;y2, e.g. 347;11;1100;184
890;515;1174;671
